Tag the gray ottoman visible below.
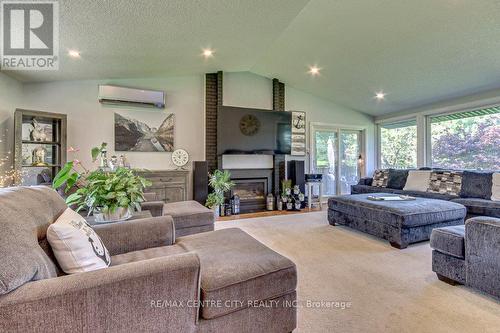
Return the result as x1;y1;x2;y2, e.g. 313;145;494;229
328;193;466;249
163;200;215;237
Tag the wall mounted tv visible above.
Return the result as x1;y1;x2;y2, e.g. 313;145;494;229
217;106;291;155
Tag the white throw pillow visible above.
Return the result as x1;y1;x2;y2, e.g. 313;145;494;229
403;170;431;192
47;208;111;274
492;173;500;201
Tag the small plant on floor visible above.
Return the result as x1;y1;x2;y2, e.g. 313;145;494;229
280;179;304;211
205;170;235;215
52;142;151;219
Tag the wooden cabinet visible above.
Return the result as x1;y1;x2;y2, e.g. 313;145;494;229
14;109;67;186
137;170;189;203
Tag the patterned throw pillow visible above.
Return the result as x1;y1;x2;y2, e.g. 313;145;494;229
427;170;463;196
47;208;111;274
371;169;390;187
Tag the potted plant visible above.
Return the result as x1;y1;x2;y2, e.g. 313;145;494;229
205;169;235;217
53;143;151;222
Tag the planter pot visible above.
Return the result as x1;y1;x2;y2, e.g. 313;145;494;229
213;206;220;219
94;207;132;223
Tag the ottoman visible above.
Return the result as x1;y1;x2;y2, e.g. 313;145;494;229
163;200;215;237
328;193;466;249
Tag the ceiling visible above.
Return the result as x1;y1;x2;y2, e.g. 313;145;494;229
4;0;500;115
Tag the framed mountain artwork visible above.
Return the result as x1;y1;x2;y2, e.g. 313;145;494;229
114;111;174;152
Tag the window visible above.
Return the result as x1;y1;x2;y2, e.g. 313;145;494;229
429;107;500;170
379;120;417;169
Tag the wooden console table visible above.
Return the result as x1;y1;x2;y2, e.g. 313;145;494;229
136;170;189;203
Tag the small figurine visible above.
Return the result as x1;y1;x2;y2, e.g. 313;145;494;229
30;119;48;142
32;146;47;166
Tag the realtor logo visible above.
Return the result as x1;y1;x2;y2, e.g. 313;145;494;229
1;0;59;70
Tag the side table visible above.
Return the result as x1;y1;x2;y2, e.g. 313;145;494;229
306;182;323;209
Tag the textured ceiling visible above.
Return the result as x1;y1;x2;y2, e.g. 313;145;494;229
4;0;500;115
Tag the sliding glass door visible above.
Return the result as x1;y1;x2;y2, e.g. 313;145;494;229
311;124;363;196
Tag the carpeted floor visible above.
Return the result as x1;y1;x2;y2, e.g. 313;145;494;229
216;211;500;333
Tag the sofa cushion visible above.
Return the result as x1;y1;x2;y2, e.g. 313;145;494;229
0;186;67;295
459;171;493;199
430;225;465;259
177;228;297;319
450;198;500;218
428;170;462;196
351;184;397;195
387;169;409;190
371;169;390;187
328;194;466;228
403;170;431;192
47;208;111;274
492;173;500;201
163;200;214;230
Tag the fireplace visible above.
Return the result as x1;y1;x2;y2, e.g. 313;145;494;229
231;178;268;213
225;168;274;213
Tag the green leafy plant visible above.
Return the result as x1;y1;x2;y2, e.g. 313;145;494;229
205;170;235;209
53;143;151;215
205;192;225;209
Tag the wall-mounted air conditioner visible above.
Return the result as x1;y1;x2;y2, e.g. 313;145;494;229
98;85;165;109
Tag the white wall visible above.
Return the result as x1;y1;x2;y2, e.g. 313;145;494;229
222;72;376;175
19;76;205;197
0;73;23;186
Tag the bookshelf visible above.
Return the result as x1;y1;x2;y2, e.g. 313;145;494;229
14;109;67;186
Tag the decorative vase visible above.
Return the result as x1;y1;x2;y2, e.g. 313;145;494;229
277;199;283;211
94;207;132;223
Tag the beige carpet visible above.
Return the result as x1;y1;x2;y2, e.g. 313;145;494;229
216;211;500;333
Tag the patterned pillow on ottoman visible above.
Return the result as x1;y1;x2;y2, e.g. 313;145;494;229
371;169;390;187
428;170;463;196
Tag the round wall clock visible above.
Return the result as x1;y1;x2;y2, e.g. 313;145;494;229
171;148;189;168
239;114;260;136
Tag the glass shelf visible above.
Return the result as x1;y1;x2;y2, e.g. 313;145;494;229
22;140;60;145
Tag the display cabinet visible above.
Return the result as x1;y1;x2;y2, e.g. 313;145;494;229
14;109;67;186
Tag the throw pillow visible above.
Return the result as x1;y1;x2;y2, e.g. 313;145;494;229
403;170;431;192
47;208;111;274
492;173;500;201
459;171;493;199
371;169;390;187
386;169;409;190
427;170;463;196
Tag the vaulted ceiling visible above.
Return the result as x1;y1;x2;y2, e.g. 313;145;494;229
4;0;500;115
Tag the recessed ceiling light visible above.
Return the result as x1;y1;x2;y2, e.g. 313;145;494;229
68;50;80;58
375;92;386;100
202;48;214;58
308;65;321;76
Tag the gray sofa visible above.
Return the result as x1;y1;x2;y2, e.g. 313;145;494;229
0;186;297;332
430;216;500;300
352;169;500;219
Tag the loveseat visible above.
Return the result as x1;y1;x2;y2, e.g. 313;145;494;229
0;186;297;333
352;169;500;219
430;216;500;299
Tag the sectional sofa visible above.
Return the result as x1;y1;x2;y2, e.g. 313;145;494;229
352;169;500;219
0;187;297;332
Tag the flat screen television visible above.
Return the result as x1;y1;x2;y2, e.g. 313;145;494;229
217;106;291;155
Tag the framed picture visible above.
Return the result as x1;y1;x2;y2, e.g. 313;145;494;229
114;111;175;152
291;111;306;156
